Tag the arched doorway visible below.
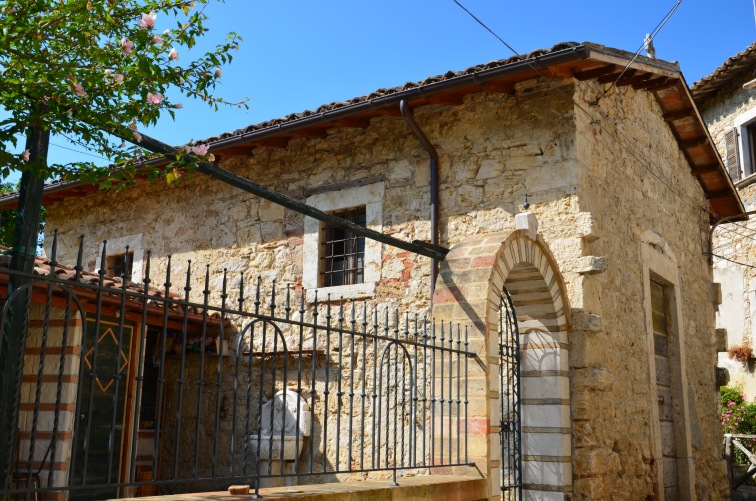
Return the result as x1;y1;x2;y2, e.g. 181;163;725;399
488;233;571;500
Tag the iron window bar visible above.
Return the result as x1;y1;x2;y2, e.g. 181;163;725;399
321;207;366;287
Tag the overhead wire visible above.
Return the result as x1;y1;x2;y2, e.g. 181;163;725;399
709;252;756;270
711;227;756;255
451;0;522;58
49;141;107;160
599;0;683;99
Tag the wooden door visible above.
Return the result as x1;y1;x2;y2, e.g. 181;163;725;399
651;281;678;500
71;318;134;501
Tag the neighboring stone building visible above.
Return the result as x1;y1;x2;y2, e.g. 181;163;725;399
0;41;744;500
693;43;756;401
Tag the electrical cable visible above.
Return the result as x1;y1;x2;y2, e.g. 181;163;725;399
49;141;107;160
451;0;522;58
709;252;756;270
600;0;683;99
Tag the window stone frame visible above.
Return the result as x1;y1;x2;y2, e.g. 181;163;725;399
303;182;384;302
735;106;756;179
94;233;144;283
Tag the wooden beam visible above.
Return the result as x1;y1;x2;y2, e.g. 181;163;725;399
633;77;669;90
662;108;695;122
289;128;328;139
692;163;719;174
572;64;617;81
597;69;636;84
376;107;403;117
541;66;574;78
426;94;466;106
646;78;679;91
256;136;290;149
616;73;652;87
106;126;450;261
707;188;737;200
331;117;371;129
477;81;515;94
679;137;709;149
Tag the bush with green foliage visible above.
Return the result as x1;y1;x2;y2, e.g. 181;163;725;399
722;385;745;409
721;385;756;464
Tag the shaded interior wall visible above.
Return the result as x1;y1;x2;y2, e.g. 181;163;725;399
574;79;726;499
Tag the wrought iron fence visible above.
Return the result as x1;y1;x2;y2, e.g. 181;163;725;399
0;233;476;499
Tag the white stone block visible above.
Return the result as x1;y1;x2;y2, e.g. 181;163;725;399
515;212;538;241
714;268;745;344
522;432;570;457
573;256;607;274
575;212;599;242
522;459;570;487
524;489;568;501
521;375;568;400
522;404;570;429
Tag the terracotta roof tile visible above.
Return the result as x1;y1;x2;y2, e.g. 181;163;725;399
0;248;219;319
692;42;756;103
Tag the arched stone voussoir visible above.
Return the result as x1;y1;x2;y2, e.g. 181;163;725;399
432;229;573;499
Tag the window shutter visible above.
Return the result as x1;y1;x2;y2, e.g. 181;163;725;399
725;127;741;182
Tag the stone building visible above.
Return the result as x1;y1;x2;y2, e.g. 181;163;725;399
693;42;756;403
0;41;744;500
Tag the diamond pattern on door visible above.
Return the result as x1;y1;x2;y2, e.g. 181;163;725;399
83;327;129;393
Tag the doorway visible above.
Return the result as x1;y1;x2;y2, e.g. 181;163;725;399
70;317;135;501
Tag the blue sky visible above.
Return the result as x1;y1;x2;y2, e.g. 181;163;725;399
4;0;756;184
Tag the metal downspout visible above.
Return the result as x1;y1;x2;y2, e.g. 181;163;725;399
400;100;440;303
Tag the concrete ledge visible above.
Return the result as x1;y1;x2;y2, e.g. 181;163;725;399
114;475;488;501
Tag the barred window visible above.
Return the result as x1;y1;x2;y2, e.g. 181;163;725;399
106;252;134;280
321;207;366;287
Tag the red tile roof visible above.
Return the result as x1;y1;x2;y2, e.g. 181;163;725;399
0;248;221;321
692;42;756;103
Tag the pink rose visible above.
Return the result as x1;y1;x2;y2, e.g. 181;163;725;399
147;92;163;105
121;38;134;55
191;144;209;156
137;11;156;29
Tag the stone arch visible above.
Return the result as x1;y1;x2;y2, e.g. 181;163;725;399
431;229;571;499
487;232;572;499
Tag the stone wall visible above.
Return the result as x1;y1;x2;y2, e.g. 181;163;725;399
699;81;756;401
574;79;726;499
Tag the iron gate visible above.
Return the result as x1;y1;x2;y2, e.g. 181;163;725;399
499;286;522;500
